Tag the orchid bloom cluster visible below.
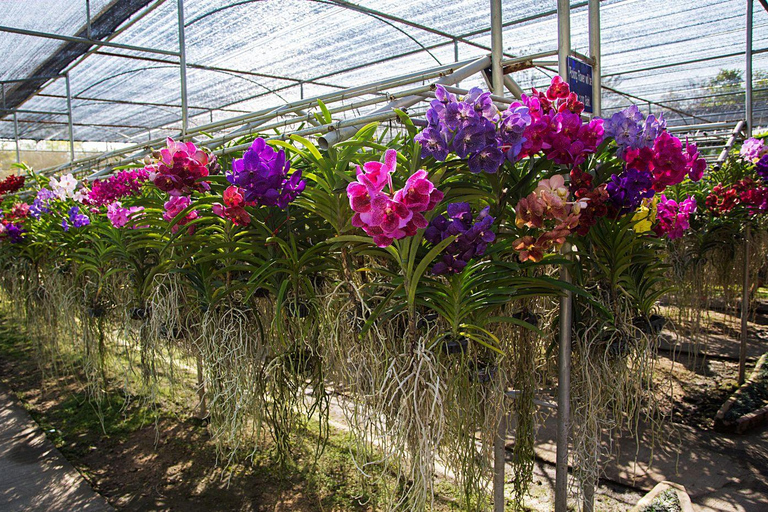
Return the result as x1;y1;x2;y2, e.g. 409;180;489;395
0;218;26;243
61;206;90;232
145;138;216;232
705;177;768;217
604;105;706;199
415;85;532;173
30;188;57;219
0;174;25;197
424;203;495;274
216;138;305;226
513;76;604;166
512;175;581;262
88;168;150;206
106;202;145;229
347;149;443;247
212;186;250;226
654;195;696;240
12;173;91;233
570;167;610;235
0;201;30;243
163;196;198;232
756;155;768;183
150;138;216;197
738;138;768;183
49;173;81;200
740;137;767;163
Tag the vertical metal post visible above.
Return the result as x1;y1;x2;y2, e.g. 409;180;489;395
490;0;504;96
85;0;92;40
581;4;601;510
557;0;571;79
739;225;751;385
300;82;304;100
493;409;507;512
746;0;753;135
589;0;601;117
13;112;20;163
454;38;459;62
555;2;572;512
65;72;75;162
491;2;506;510
177;0;189;136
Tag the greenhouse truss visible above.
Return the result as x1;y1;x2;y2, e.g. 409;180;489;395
1;2;767;512
0;0;766;179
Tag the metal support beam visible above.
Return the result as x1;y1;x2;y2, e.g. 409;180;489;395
0;108;70;116
502;75;524;98
0;75;63;85
317;55;491;149
747;0;754;135
602;47;768;78
716;120;746;165
178;0;189;136
739;225;751;385
491;0;504;96
66;72;75;162
13;112;20;163
555;2;572;511
0;24;180;57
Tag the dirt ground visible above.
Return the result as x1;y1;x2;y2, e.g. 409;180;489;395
0;302;767;511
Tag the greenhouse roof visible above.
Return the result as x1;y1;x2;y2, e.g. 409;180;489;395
0;0;766;151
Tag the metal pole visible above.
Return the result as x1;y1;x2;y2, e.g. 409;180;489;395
557;0;571;79
739;225;751;385
555;246;573;512
454;39;459;62
177;0;189;136
13;112;20;163
555;2;571;511
746;0;753;135
582;3;600;510
85;0;92;40
65;72;75;162
494;410;507;512
589;0;600;117
490;0;504;96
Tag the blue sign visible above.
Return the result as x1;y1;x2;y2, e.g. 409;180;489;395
567;56;594;113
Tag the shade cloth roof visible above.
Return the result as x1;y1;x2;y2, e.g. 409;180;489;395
1;0;766;145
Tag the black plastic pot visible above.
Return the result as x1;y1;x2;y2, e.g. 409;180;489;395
252;287;270;298
442;336;469;355
87;306;107;318
607;335;630;357
632;314;666;335
512;310;540;327
417;312;439;330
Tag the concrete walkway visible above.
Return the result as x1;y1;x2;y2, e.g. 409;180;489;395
0;384;112;512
